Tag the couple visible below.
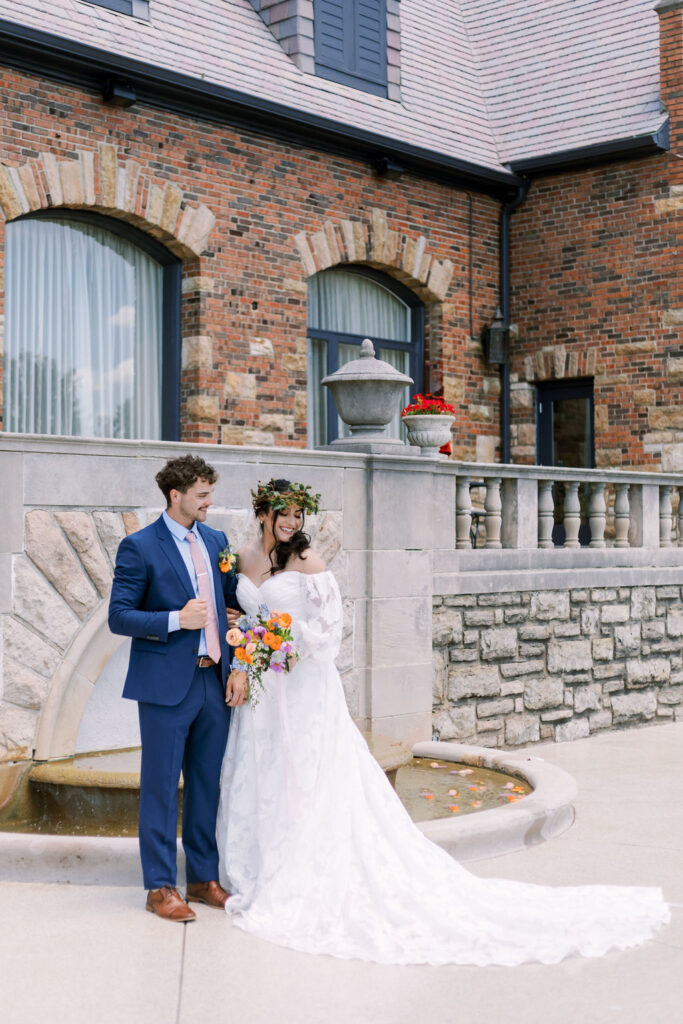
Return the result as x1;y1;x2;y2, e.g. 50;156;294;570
109;455;670;966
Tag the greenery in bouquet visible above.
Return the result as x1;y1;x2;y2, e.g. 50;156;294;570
226;604;298;704
401;393;457;417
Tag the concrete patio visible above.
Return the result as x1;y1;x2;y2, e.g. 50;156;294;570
1;721;681;1024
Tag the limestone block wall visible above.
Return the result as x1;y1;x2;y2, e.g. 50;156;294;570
433;586;683;747
0;436;445;772
1;503;345;764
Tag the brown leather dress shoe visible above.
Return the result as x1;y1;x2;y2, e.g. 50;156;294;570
185;880;230;909
146;885;196;922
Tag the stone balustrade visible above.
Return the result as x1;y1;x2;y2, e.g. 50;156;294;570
433;462;683;748
452;463;682;553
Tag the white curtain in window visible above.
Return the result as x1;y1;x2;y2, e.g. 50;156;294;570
4;217;163;439
307;270;414;446
308;270;410;340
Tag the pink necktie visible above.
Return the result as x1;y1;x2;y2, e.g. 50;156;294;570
186;532;221;663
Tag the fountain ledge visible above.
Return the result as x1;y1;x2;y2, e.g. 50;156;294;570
413;741;577;862
0;741;577;884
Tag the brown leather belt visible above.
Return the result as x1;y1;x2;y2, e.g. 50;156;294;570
196;656;218;668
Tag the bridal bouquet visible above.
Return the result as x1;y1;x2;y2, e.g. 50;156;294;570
226;605;298;705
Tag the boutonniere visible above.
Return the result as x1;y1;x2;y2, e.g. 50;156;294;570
219;546;237;574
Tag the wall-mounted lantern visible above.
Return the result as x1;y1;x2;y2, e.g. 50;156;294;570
482;307;510;365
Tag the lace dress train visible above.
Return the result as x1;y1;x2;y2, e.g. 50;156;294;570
216;571;670;967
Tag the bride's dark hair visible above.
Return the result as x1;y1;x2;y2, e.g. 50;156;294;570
253;478;312;575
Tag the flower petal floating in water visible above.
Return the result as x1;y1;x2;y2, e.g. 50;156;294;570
429;762;443;769
448;805;459;813
471;800;482;808
448;789;459;797
502;782;515;790
458;769;474;776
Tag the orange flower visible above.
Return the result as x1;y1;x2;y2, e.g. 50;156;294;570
277;612;292;628
234;647;247;662
269;635;282;650
263;631;277;648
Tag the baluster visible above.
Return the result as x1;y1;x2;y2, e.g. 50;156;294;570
659;486;673;547
484;477;502;549
563;481;581;548
588;482;607;548
614;483;631;548
678;487;683;547
538;480;554;549
456;476;472;549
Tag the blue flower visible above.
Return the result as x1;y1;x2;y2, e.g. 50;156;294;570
270;650;286;664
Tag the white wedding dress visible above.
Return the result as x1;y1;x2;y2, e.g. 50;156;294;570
216;570;670;966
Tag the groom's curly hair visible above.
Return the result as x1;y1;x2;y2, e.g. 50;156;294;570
155;455;218;505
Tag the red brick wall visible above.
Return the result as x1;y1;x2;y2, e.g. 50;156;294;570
3;57;680;469
0;64;502;458
508;152;682;470
503;3;683;472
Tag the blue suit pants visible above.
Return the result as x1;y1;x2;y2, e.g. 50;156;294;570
137;664;230;890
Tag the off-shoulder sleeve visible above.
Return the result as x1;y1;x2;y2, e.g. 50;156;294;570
291;572;343;662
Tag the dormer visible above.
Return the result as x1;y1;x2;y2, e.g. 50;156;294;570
248;0;401;100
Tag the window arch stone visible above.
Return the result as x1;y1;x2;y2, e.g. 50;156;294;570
293;207;454;302
0;144;216;257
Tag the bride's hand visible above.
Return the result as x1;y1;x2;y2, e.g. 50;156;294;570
226;669;249;707
227;606;241;628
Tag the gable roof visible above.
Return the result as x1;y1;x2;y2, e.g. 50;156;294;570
0;0;668;188
464;0;666;168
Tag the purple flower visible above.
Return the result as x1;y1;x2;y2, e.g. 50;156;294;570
280;642;292;654
270;661;284;673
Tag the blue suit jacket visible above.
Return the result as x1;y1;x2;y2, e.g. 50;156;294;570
108;516;238;706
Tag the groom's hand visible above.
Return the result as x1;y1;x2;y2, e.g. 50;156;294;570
179;598;208;630
226;670;248;707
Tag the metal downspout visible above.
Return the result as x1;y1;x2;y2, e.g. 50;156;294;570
499;178;530;463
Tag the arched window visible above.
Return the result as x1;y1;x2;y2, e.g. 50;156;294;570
4;212;180;440
307;267;424;445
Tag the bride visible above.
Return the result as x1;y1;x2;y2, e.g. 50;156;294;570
216;478;669;967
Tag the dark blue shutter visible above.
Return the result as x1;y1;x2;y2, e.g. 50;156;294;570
356;0;386;85
315;0;348;70
314;0;387;97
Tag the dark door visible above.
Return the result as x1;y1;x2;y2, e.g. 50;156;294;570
537;379;594;544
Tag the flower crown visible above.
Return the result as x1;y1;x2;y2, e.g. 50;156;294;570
251;479;321;515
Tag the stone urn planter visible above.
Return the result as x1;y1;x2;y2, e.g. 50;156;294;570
321;338;414;454
401;413;455;458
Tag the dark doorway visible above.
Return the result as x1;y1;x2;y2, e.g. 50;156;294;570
537;379;595;544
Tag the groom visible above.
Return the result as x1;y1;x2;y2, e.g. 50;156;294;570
109;454;247;922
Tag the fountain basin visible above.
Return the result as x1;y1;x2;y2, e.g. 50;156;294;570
0;739;575;884
411;741;577;862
